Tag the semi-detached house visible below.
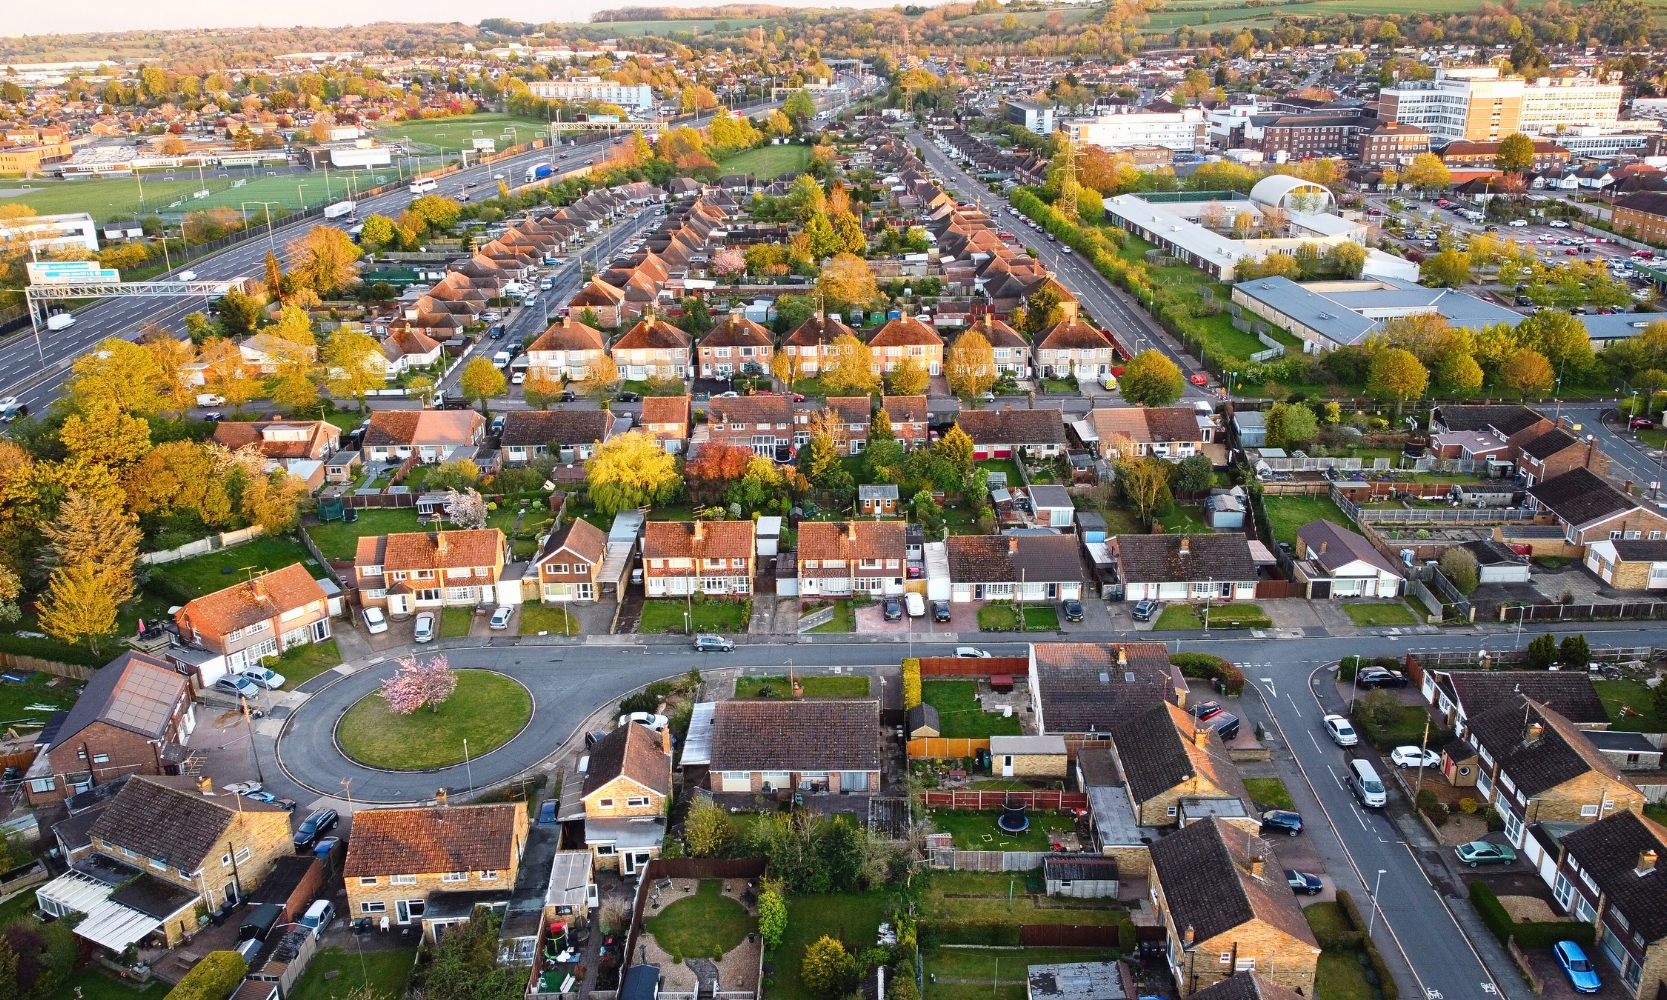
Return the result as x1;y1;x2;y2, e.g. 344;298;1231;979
697;313;773;378
609;314;690;380
797;521;907;598
1549;811;1667;1000
362;410;485;464
173;563;333;682
642;520;755;596
1528;468;1667;549
499;409;614;465
868;315;944;375
354;529;508;615
706;395;796;460
344;803;529;937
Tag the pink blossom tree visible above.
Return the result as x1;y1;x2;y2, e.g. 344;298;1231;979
710;247;746;281
378;653;458;714
445;488;489;530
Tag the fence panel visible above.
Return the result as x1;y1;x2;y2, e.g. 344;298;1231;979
0;653;97;681
918;656;1028;676
909;738;991;759
918;790;1088;810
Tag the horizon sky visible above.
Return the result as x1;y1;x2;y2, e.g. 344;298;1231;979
3;0;898;38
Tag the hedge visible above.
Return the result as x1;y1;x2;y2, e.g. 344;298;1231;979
1170;653;1246;697
1469;881;1594;950
164;951;248;1000
902;658;922;710
917;919;1021;947
1336;890;1400;1000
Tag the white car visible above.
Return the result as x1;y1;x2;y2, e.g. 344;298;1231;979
512;372;526;385
223;781;263;795
413;611;435;643
1549;220;1572;228
1390;746;1442;769
240;666;286;690
177;270;197;281
362;607;389;634
1323;714;1359;747
1509;219;1528;227
905;593;925;617
955;646;991;658
619;711;669;731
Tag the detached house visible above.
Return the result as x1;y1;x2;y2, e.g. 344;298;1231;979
868;315;944;375
526;316;608;382
1550;811;1667;1000
173;563;333;682
610;314;690;380
344;803;529;936
362;410;485;464
642;520;755;596
1148;817;1322;997
581;723;672;875
1291;520;1403;599
212;420;340;462
500;410;614;465
1111;703;1255;830
882;395;930;449
1110;534;1259;604
354;529;509;615
798;521;907;597
697;313;774;378
1529;468;1667;549
707;699;882;796
1035;319;1119;380
955;409;1068;459
1088;406;1214;461
24;652;195;804
533;518;607;604
639;395;691;453
707;395;795;460
946;534;1083;603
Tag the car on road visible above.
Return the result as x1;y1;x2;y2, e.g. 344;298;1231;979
932;600;952;623
1323;714;1359;746
1261;809;1304;837
362;607;389;634
240;666;286;690
955;646;991;658
1285;870;1323;895
1554;941;1601;993
177;270;197;281
883;597;903;621
490;605;514;630
492;172;505;180
1189;373;1209;386
694;634;734;652
293;809;339;849
413;612;436;643
214;675;261;700
1390;746;1442;769
1455;840;1517;867
1060;245;1073;254
1132;599;1158;621
1357;666;1407;688
1061;599;1084;622
617;391;641;402
1633;417;1657;429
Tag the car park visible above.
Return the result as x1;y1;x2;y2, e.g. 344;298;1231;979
694;633;734;652
1061;599;1083;622
1285;870;1323;895
293;809;340;849
1132;599;1158;621
1455;840;1517;866
414;612;436;643
362;607;388;633
1261;809;1304;837
1554;941;1601;993
1390;746;1441;769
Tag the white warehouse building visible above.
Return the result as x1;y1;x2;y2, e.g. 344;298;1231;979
0;212;99;254
527;78;655;113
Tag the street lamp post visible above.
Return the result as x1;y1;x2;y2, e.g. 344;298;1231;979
1367;869;1387;940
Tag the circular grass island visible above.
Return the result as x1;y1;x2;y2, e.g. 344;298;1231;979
336;669;533;770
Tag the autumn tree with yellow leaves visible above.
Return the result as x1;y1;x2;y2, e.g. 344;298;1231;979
585;431;682;516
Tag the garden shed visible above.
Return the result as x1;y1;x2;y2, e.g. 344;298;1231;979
1042;856;1121;899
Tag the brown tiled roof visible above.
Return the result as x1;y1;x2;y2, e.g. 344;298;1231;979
212;420;339;460
708;699;881;772
54;651;187;747
343;804;523;878
1191;974;1309;1000
1465;697;1635;798
708;395;793;425
364;410;483;447
1110;702;1196;804
798;521;905;569
954;409;1066;445
500;410;613;448
957;316;1027;350
583;722;671;797
1148;817;1318;950
785;313;856;348
869;315;943;348
1111;534;1257;584
612;316;691;351
90;775;281;868
357;529;504;572
180;563;326;636
946;534;1081;583
534;517;607;567
643;520;755;560
700;313;772;348
1529;468;1636;527
1143;406;1203;443
1296;520;1401;577
881;395;928;425
640;395;690;430
529;316;606;353
827;397;872;424
1035;319;1112;352
1032;642;1176;733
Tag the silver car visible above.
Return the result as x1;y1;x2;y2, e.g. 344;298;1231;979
414;612;436;643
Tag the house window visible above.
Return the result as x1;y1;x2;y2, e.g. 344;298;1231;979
595;844;617;856
236;847;250;864
360;877;378;886
361;901;387;913
1167;805;1179;817
627;796;649;807
442;872;469;882
481;870;500;880
1219;954;1233;965
1580;804;1600;817
1235;959;1257;972
391;875;417;885
598;798;614;808
92;754;109;764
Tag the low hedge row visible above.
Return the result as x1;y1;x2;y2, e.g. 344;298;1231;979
917;919;1020;948
1336;890;1400;1000
1170;652;1247;697
1469;881;1594;950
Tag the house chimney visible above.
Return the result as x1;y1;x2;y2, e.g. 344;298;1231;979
436;789;449;806
1587;435;1599;469
1180;536;1191;556
1117;647;1128;667
1526;721;1545;744
1009;536;1018;554
250;575;267;600
563;316;572;328
661;725;673;756
694;521;705;542
1184;924;1196;946
1250;855;1266;879
437;533;449;556
1638;849;1659;875
1194;726;1211;749
197;776;214;795
848;522;858;542
1319;540;1328;555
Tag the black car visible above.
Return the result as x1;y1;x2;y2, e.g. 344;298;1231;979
559;390;577;402
294;809;340;849
489;324;506;339
1210;712;1241;742
932;600;952;623
1132;599;1157;621
883;597;903;622
1285;870;1323;895
1358;666;1408;688
1061;599;1083;622
272;797;298;812
1261;809;1304;837
617;391;641;403
1192;701;1224;722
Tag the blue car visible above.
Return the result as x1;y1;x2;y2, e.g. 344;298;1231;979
1261;809;1304;837
538;800;559;826
1554;941;1601;993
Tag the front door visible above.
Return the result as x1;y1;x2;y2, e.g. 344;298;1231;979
621;851;652;876
396;900;413;925
1002;755;1014;777
223;880;239;907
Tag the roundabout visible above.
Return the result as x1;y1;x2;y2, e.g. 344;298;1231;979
335;669;533;771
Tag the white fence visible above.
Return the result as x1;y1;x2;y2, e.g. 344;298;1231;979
1258;456;1363;472
139;525;265;566
798;606;836;632
927;848;1055;871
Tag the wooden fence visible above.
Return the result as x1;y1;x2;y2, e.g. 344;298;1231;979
140;525;265;566
1506;602;1667;622
919;657;1028;676
927;849;1057;872
0;652;97;682
919;790;1088;810
908;738;990;758
1019;924;1121;947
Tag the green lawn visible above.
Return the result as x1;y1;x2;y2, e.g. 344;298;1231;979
150;534;319;597
287;947;417;1000
978;605;1020;631
922;872;1124;924
1594;679;1663;732
977;458;1023;486
273;639;343;688
0;170;399;221
639;599;750;634
1263;495;1354;545
929;810;1066;852
921;679;1022;739
305;508;426;560
1343;603;1421;627
0;671;78;731
1153;603;1271;630
440;607;474;638
1244;777;1295;811
644;879;757;961
772;890;895;1000
735;675;871;698
1156;507;1207;533
1023;605;1060;630
371;112;552;154
521;604;581;636
923;948;1122;1000
47;965;162;1000
336;669;532;769
1315;950;1375;1000
806;599;856;633
1354;705;1440;752
718;144;813;178
1304;901;1352;939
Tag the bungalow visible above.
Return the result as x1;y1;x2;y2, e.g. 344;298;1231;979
526;316;608;382
797;521;907;598
533;517;607;604
1585;538;1667;590
868;315;944;375
362;411;485;464
946;534;1083;603
858;484;899;515
212;419;340;462
882;395;930;449
239;333;316;375
642;520;755;597
380;328;443;376
1088;406;1213;461
639;395;691;454
1291;520;1403;599
499;410;614;465
1528;468;1667;549
955;409;1068;459
697;313;773;379
707;699;881;796
1110;534;1259;603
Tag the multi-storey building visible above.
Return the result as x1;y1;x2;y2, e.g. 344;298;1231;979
1358;122;1431;167
1379;68;1622;142
797;521;907;597
526;78;654;113
1061;110;1208;153
1258;115;1368;160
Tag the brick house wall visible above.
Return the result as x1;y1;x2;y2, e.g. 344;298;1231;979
1614;202;1667;243
1008;754;1068;779
1099;844;1151;878
346;809;529;925
717;769;880;794
34;711;193;804
538;561;601;602
92;807;294;916
1522;772;1645;825
1570;508;1667;546
582;776;665;819
1152;874;1319;997
1133;775;1239;827
1607;559;1656;590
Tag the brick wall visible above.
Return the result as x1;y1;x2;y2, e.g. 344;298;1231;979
583;777;666;819
38;720;175;804
1526;772;1645;825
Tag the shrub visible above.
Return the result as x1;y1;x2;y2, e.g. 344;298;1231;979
902;658;922;709
1335;890;1365;931
1458;797;1479;815
1469;882;1595;950
1424;801;1450;826
1527;633;1559;670
802;936;858;1000
1355;689;1403;729
164;952;248;1000
1170;652;1245;696
1560;633;1590;667
1439;547;1479;595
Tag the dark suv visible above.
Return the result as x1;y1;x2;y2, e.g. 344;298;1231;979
294;809;339;849
1132;600;1157;621
931;600;952;623
1358;666;1408;688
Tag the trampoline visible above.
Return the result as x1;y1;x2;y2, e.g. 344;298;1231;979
997;795;1029;834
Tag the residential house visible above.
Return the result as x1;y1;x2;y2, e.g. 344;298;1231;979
882;395;930;449
1290;520;1403;599
642;520;755;596
527;316;608;382
239;333;316;375
1148;817;1322;996
707;699;882;795
955;409;1068;459
380;328;443;376
1429;405;1552;458
1584;538;1667;590
827;397;873;455
581;723;672;875
1528;468;1667;549
354;529;509;615
639;395;691;454
946;534;1083;602
499;410;614;465
1517;427;1607;487
706;395;795;460
1110;534;1259;603
533;517;607;604
954;315;1031;379
782;312;857;376
1463;696;1645;867
610;314;690;380
24;653;195;804
1549;811;1667;1000
362;411;485;464
797;521;907;597
212;420;340;462
1089;407;1213;461
697;313;774;379
1421;670;1611;744
1029;642;1183;750
1111;703;1255;829
1035;320;1119;380
868;315;945;375
344;803;529;935
173;563;333;682
77;775;294;944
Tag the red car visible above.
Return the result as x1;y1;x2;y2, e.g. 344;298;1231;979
1565;248;1579;255
1633;418;1656;429
1190;373;1209;386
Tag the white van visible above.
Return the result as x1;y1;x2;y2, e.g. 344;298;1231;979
905;593;925;618
493;350;512;367
1349;757;1386;808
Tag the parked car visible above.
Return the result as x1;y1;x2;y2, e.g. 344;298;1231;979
1210;712;1241;742
223;781;262;795
1061;599;1083;622
1261;809;1304;837
1323;714;1359;746
1132;599;1158;621
617;391;641;402
1633;417;1657;429
1191;701;1224;722
300;900;336;940
883;597;903;621
1390;746;1442;769
620;711;669;731
489;605;514;630
1285;870;1323;895
1455;840;1517;867
694;634;734;652
932;600;952;623
312;836;340;861
240;666;286;690
905;593;925;618
293;809;339;849
955;647;991;658
1357;666;1407;688
413;612;436;643
214;675;261;700
362;607;388;634
271;797;298;812
1554;941;1601;993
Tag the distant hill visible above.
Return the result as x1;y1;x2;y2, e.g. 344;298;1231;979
591;5;802;22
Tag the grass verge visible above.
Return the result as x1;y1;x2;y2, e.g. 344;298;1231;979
337;669;532;769
1342;603;1420;627
1244;777;1295;811
1153;603;1271;630
735;675;871;698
